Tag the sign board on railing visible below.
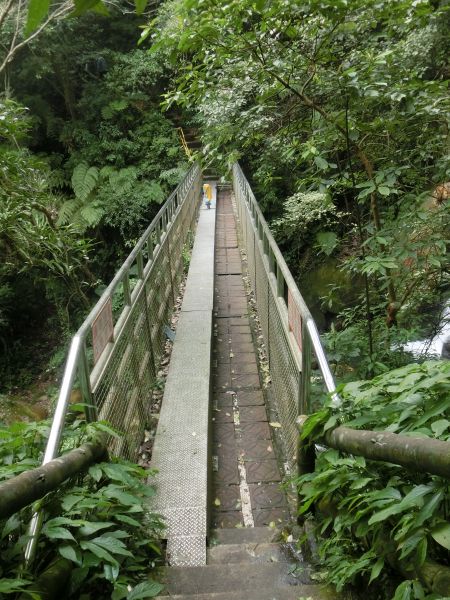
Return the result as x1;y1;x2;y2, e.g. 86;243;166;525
288;289;302;352
92;298;114;364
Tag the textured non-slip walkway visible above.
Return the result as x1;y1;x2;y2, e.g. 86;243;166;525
210;187;289;530
149;202;215;567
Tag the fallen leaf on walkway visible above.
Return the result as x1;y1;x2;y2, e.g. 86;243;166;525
214;498;221;507
269;422;282;428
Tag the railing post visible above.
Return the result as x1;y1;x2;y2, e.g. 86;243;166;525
123;273;132;306
79;341;96;422
276;264;284;299
300;322;312;414
147;235;154;263
136;250;144;279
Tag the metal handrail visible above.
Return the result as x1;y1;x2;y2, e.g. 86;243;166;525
24;163;201;563
41;163;199;465
233;163;339;410
233;162;340;470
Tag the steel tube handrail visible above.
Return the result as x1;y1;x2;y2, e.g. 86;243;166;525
233;163;339;401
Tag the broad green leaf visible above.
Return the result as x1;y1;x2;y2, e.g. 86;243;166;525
431;523;450;550
0;579;34;594
59;544;82;566
91;534;133;557
368;557;384;584
2;514;21;539
314;156;328;170
115;514;141;527
127;580;164;599
392;580;413;600
80;540;119;565
42;525;76;541
431;419;449;437
104;486;141;506
350;477;372;490
368;485;431;525
88;464;103;482
104;563;120;583
78;521;115;536
25;0;50;35
378;186;390;196
323;414;338;432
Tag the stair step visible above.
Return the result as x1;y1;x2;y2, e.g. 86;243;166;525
207;542;289;564
156;562;313;596
209;527;279;545
155;586;329;600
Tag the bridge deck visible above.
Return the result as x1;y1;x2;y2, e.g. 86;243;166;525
210;187;289;529
149;185;289;567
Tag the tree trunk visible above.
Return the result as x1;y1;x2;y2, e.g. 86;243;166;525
324;426;450;479
0;439;107;519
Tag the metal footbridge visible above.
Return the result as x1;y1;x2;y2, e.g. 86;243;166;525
4;162;445;598
17;162;337;564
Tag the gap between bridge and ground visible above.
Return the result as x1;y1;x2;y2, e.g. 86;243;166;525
151;184;333;599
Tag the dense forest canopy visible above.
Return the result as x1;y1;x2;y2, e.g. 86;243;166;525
0;1;187;392
148;0;450;376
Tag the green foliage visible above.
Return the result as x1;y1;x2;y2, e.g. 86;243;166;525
150;0;450;373
272;191;339;252
1;13;187;386
0;99;94;341
0;418;164;599
51;45;187;240
72;162;100;202
295;360;450;598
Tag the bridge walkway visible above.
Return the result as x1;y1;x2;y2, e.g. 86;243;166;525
210;186;289;529
155;187;331;599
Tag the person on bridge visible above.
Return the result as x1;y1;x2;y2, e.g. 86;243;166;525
203;182;212;209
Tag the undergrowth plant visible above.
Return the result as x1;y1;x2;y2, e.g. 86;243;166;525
295;360;450;600
0;419;164;599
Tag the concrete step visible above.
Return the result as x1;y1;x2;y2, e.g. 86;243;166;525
207;542;289;564
155;586;330;600
155;562;313;596
209;526;279;545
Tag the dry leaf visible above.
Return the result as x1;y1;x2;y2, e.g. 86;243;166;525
269;422;282;428
214;498;221;507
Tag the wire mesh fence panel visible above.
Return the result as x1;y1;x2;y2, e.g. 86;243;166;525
232;163;337;474
67;164;201;461
267;295;301;467
92;198;199;456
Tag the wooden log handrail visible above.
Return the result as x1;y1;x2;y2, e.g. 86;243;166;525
298;418;450;479
0;439;107;520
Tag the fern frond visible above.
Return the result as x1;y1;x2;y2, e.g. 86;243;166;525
71;162;99;201
57;199;81;226
80;204;104;227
